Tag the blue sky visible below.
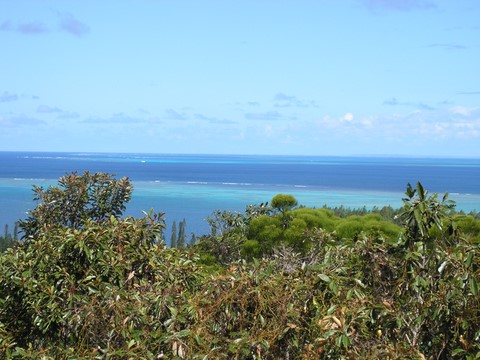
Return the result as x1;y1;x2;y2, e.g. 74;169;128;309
1;0;479;156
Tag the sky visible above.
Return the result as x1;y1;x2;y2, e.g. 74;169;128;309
1;0;479;156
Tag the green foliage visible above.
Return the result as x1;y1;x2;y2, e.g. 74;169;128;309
178;218;187;248
454;214;480;242
19;171;133;239
271;194;298;213
271;194;298;228
0;211;206;358
206;209;247;236
283;218;308;249
397;181;455;246
241;239;261;260
291;207;338;231
323;204;402;224
1;223;19;253
196;231;247;266
248;215;283;253
335;214;401;241
245;203;400;258
195;210;248;265
170;220;177;248
195;204;272;265
245;201;272;220
186;228;480;358
0;234;14;254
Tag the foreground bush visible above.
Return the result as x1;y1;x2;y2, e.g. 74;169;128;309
0;173;202;358
2;223;479;358
0;213;206;358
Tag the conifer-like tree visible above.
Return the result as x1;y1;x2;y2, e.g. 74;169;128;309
178;219;186;248
190;232;197;245
170;220;177;248
13;222;18;240
0;224;14;252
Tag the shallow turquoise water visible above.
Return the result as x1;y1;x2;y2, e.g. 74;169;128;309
128;181;478;236
2;178;479;237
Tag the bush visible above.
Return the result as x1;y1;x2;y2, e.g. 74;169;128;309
291;208;338;231
335;214;401;241
0;213;204;357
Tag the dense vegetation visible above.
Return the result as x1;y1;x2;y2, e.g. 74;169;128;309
0;224;18;253
0;172;479;359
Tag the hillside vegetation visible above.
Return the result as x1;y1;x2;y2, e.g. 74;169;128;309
1;172;479;359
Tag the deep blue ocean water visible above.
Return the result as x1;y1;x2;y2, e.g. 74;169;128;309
1;152;479;236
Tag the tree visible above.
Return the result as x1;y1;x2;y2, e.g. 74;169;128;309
206;210;246;237
0;231;14;253
247;215;283;254
19;171;132;239
271;194;298;214
245;202;272;223
170;220;177;248
271;194;298;228
189;232;197;245
0;174;178;356
178;219;186;248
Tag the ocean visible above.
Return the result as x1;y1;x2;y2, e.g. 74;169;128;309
1;152;479;237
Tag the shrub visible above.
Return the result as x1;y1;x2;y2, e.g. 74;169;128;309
0;213;205;358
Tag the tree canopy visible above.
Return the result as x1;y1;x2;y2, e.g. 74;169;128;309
19;171;133;239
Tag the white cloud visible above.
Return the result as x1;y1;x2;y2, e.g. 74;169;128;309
450;106;476;116
361;118;373;127
264;124;274;137
342;112;354;122
311;106;480;143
